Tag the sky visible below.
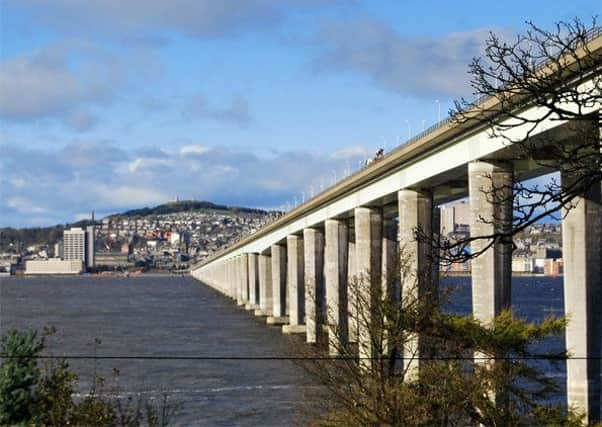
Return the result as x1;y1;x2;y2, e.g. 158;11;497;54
0;0;598;227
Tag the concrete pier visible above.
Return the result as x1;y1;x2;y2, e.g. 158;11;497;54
247;253;259;310
269;244;288;325
325;219;348;355
398;188;433;375
258;254;272;316
355;207;382;368
238;254;249;306
381;218;397;299
468;161;513;323
348;225;358;343
286;234;305;329
303;228;324;344
562;173;602;423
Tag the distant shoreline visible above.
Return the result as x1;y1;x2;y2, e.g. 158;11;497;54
442;272;563;278
3;271;185;279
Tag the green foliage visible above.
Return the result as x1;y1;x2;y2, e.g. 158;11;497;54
36;360;78;426
0;328;176;426
301;273;582;427
0;328;44;425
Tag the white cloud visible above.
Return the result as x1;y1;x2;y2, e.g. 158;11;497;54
0;44;123;127
314;19;500;98
8;0;343;38
7;197;47;214
331;145;370;159
127;157;174;173
179;144;209;156
181;94;254;127
92;184;168;207
0;141;370;227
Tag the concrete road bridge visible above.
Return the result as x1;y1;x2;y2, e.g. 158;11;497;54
191;31;602;421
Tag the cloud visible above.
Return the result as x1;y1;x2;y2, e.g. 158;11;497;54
0;43;123;127
182;95;253;127
62;111;98;132
331;145;370;159
314;19;496;98
0;140;369;227
179;144;210;156
8;0;343;38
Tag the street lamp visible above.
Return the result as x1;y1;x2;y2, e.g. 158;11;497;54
405;120;411;140
435;99;441;122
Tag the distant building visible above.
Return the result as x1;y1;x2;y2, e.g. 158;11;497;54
25;259;83;275
440;201;470;236
512;256;533;273
64;228;86;262
53;241;64;258
63;226;95;270
544;258;563;276
95;252;132;269
86;225;95;269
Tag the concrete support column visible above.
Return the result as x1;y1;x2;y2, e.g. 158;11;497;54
285;235;305;332
239;254;249;305
229;259;236;299
303;228;325;344
269;244;287;324
325;219;349;355
562;172;601;424
258;254;272;316
355;207;382;368
468;161;513;324
235;256;244;305
348;225;358;343
398;188;433;375
382;218;398;299
431;206;441;302
247;253;259;310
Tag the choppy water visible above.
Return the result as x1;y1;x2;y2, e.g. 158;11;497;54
0;275;315;426
0;274;583;424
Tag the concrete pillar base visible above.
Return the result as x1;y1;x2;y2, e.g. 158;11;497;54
244;304;259;311
267;316;289;325
282;324;306;334
253;309;270;316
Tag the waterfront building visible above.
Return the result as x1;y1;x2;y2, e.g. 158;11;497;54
62;226;95;270
25;259;83;275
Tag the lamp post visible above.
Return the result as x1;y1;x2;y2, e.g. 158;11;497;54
435;99;441;122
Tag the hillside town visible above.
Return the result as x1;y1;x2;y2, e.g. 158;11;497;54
0;207;280;275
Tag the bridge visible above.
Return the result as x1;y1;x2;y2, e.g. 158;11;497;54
191;32;602;421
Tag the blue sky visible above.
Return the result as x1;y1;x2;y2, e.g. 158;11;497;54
0;0;598;227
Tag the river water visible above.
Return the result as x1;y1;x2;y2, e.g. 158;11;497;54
0;275;569;425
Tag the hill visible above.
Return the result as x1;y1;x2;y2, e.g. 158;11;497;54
113;200;268;217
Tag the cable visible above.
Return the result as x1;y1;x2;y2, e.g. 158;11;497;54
1;354;599;361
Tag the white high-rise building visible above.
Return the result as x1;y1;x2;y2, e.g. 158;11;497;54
63;228;86;262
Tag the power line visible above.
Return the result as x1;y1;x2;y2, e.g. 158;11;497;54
1;354;598;361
